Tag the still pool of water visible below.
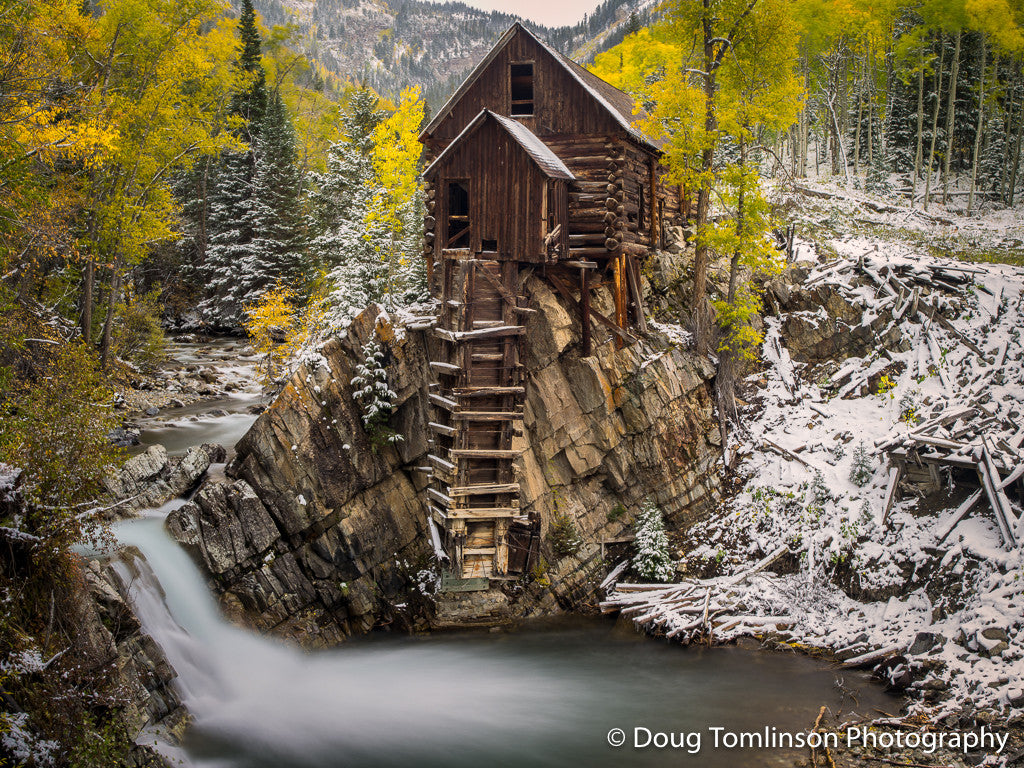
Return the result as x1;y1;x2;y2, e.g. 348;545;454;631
112;513;900;768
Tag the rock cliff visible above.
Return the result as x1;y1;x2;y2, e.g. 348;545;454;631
167;277;722;646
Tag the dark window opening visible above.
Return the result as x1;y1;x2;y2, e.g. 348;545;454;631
511;62;534;116
446;181;470;248
481;238;498;251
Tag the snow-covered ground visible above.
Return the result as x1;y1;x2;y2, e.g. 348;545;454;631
625;187;1024;723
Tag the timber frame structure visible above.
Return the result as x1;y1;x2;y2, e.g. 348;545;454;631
421;22;688;586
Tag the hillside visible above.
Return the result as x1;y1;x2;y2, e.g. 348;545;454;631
250;0;656;106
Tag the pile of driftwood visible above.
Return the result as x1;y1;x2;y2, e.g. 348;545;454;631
877;404;1023;547
804;250;1023;547
807;253;993;400
599;546;795;644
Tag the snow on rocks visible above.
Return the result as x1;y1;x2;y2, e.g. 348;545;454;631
608;212;1024;721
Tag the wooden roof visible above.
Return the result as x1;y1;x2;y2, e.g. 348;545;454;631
418;22;662;153
423;109;575;180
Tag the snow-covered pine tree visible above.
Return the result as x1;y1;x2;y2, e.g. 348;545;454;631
196;0;268;328
350;336;403;447
307;88;388;324
849;441;874;487
632;500;675;582
231;91;307;311
865;139;893;194
200;149;257;326
232;0;267;140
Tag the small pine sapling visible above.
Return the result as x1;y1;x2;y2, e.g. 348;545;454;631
632;500;675;582
849;441;874;487
350;337;403;448
549;511;583;557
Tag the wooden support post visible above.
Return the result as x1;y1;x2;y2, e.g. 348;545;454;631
613;254;625;349
580;267;591;356
649;160;659;247
625;253;648;334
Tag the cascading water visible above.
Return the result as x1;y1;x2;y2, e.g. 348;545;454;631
105;342;898;768
110;508;897;768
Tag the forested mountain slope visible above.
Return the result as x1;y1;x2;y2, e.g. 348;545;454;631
249;0;655;106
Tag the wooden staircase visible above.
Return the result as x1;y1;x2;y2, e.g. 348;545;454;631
427;250;528;583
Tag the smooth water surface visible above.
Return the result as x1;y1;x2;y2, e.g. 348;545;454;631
112;513;899;768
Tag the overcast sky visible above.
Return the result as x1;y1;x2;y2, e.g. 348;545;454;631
423;0;604;28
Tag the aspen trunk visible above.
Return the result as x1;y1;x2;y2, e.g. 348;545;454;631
924;33;945;211
968;37;986;216
941;29;961;205
912;43;925;203
100;257;123;369
1010;82;1024;207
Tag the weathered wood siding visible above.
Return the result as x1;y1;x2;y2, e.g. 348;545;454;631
426;118;559;264
426;31;622;150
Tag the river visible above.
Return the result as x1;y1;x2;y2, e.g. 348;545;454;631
108;342;900;768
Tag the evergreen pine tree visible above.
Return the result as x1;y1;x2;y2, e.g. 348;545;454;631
865;140;893;194
632;500;675;582
197;0;271;327
234;0;267;138
236;91;307;307
307;88;390;322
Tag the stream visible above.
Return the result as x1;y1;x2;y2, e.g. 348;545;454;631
108;342;900;768
131;339;265;458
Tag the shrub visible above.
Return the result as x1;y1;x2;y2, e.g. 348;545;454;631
632;500;674;582
849;441;874;488
549;511;582;557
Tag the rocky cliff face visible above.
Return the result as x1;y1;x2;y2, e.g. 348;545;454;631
167;276;721;646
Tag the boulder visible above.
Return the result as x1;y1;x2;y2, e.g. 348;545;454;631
104;443;224;516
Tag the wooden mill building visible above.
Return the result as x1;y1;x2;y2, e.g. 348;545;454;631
421;22;687;586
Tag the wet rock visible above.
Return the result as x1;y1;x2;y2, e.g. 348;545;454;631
206;408;228;418
168;399;185;408
108;426;141;447
909;631;945;655
145;406;160;416
104;443;224;515
246;404;267;415
79;558;183;761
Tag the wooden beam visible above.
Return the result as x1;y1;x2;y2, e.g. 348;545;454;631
881;465;901;525
450;483;520;497
428;453;456;473
625;252;648;333
429;393;458;411
581;265;591;356
452;386;525;397
451;411;524;421
428;421;456;436
429;361;461;374
445;507;519;519
613;254;625;349
427;487;453;506
449;449;522;459
935;490;984;543
548;272;635;345
434;325;525;342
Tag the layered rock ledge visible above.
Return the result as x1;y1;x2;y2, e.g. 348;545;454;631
167;278;721;646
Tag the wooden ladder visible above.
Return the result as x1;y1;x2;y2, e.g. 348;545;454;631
427;251;526;582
